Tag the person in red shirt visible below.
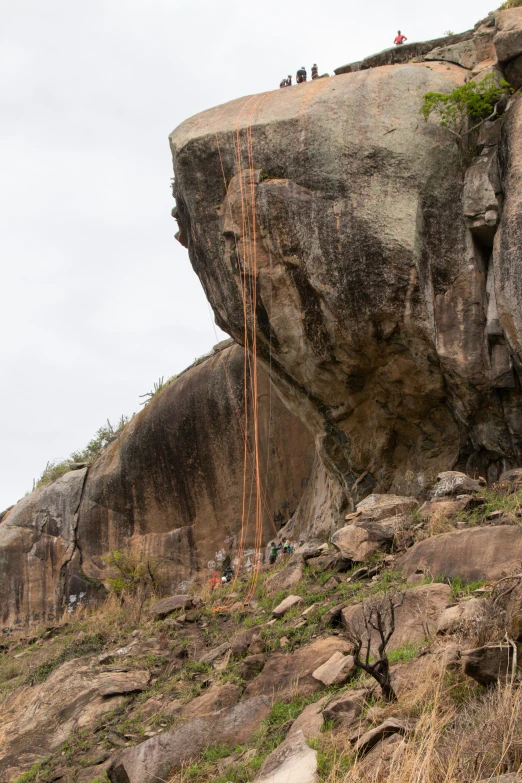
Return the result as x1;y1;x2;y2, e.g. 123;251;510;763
394;31;407;45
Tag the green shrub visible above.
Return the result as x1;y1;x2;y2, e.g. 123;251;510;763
103;549;157;597
422;74;512;141
37;416;130;488
499;0;522;8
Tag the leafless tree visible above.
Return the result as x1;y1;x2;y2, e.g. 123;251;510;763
345;590;405;702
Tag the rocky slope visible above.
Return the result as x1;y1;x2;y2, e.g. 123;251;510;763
170;9;522;540
1;468;522;783
0;341;314;630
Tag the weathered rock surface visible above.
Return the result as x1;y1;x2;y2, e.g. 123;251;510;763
0;469;97;633
437;598;485;636
199;641;231;664
334;31;474;74
0;343;314;629
499;467;522;490
353;718;411;757
322;688;368;727
265;554;305;595
108;696;271;783
495;91;522;394
98;670;150;696
347;494;419;522
461;643;519;685
171;50;522;539
430;471;486;498
342;583;451;649
253;730;318;783
244;637;352;700
0;658;129;780
272;594;303;618
149;595;193;618
494;9;522;63
181;682;241;718
331;521;395;562
418;496;476;522
289;697;328;739
397;526;522;583
312;651;356;686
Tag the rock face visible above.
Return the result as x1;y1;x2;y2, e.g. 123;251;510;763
0;469;97;631
0;343;314;629
170;40;522;537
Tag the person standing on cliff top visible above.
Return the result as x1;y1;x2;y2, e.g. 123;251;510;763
394;31;407;45
311;64;319;80
296;66;307;83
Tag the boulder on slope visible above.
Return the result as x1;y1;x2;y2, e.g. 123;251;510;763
108;696;271;783
312;652;356;686
265;554;305;596
342;583;451;649
289;697;328;740
149;595;193;618
172;60;515;530
253;730;318;783
98;671;150;697
181;683;241;719
331;521;395;562
322;689;368;728
244;637;352;700
461;644;519;686
430;471;486;498
437;598;485;636
346;494;418;523
397;526;522;583
273;595;303;618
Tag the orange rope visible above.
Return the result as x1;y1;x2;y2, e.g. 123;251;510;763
202;91;275;610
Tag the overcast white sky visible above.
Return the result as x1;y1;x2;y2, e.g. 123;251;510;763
0;0;496;509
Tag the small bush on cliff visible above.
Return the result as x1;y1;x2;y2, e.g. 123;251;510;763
37;416;130;487
499;0;522;8
422;74;512;151
104;549;158;621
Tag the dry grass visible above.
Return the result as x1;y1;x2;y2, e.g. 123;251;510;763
314;658;522;783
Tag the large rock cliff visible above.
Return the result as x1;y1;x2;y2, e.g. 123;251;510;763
0;342;314;629
170;11;522;536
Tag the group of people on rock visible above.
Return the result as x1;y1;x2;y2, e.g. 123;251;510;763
278;32;408;89
209;537;293;590
269;537;293;564
279;64;319;88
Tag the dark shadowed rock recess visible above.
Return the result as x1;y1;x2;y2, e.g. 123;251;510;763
170;15;522;537
0;342;314;629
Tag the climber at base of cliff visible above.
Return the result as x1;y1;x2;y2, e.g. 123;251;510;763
394;30;407;45
269;541;281;565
